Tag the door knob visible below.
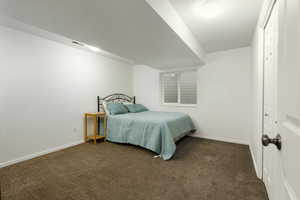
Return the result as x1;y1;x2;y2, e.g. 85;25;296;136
264;113;269;117
262;134;282;150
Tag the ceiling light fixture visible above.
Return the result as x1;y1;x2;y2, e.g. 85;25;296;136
72;40;101;53
85;44;101;52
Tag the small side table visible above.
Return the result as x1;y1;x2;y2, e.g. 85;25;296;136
84;112;107;144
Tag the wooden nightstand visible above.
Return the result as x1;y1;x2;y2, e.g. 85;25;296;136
84;112;107;144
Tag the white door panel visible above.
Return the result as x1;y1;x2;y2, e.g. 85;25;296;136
280;118;300;200
277;0;300;198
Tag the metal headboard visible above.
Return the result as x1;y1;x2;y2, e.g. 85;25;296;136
97;93;136;112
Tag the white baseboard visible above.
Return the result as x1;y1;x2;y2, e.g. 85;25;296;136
249;144;261;179
191;134;249;145
0;140;84;168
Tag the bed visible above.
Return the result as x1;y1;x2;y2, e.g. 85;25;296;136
97;94;195;160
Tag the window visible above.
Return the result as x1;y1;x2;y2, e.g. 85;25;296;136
160;70;197;106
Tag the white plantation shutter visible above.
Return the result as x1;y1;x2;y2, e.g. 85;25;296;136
161;70;197;105
180;71;197;104
162;73;178;103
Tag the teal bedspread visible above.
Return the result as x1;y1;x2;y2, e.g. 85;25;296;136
107;111;195;160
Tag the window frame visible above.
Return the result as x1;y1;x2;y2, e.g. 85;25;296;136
160;69;198;107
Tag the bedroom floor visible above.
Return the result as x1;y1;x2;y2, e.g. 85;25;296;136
0;137;268;200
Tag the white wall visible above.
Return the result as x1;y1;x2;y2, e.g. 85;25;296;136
0;25;133;167
134;47;253;145
197;47;253;144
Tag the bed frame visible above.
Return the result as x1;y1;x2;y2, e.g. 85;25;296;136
97;93;136;112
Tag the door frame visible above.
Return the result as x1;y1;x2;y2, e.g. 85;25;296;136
255;0;278;179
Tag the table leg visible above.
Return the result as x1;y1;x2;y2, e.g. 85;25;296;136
93;116;97;144
84;114;87;142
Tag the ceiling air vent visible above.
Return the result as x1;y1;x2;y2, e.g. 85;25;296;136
72;40;84;46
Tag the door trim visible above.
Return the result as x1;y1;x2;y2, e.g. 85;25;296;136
262;0;280;185
259;0;278;28
255;0;280;180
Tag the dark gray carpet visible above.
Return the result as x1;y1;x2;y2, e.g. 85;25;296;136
0;137;268;200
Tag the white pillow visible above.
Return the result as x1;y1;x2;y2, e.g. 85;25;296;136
122;102;133;105
102;101;110;116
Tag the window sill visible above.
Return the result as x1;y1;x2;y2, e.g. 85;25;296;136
160;104;198;108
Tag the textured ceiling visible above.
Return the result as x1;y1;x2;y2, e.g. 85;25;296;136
169;0;263;52
0;0;203;69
